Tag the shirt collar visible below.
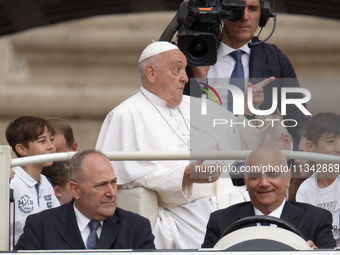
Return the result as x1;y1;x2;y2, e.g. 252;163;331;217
253;198;286;218
217;41;251;58
73;203;103;232
140;85;168;107
13;166;41;188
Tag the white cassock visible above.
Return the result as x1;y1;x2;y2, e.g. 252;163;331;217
96;86;267;249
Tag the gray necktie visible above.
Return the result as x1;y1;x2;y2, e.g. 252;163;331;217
228;50;245;112
87;220;100;249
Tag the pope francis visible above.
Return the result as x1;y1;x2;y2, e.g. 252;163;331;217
96;41;271;249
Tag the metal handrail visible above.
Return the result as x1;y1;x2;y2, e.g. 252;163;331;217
11;150;340;167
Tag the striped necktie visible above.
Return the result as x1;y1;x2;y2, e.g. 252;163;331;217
228;50;245;113
87;220;100;249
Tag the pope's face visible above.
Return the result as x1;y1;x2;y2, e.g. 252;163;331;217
154;50;189;108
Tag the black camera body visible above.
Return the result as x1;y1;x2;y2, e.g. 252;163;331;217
177;0;246;66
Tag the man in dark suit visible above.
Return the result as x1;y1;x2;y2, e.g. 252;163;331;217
202;146;336;249
185;0;309;145
15;149;155;250
185;0;309;187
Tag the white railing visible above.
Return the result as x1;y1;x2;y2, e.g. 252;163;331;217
0;146;11;252
10;150;340;167
1;145;340;252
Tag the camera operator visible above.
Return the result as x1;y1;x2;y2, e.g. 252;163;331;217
183;0;309;150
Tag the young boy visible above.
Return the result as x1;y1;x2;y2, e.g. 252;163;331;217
288;130;315;201
46;118;78;152
296;112;340;246
42;161;73;205
6;116;60;247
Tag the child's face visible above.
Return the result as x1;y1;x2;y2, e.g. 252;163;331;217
312;132;340;175
24;126;56;166
57;183;73;205
315;132;340;156
53;133;69;152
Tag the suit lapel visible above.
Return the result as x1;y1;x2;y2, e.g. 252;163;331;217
55;201;86;249
228;202;257;228
97;213;121;249
249;42;266;78
238;202;256;220
240;202;257;227
281;201;299;226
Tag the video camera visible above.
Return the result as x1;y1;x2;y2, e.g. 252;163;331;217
176;0;246;66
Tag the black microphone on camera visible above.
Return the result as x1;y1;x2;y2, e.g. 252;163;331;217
248;12;277;48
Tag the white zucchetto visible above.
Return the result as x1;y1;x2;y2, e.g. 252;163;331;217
138;41;179;63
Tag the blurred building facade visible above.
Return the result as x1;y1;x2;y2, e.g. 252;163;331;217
0;12;339;150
